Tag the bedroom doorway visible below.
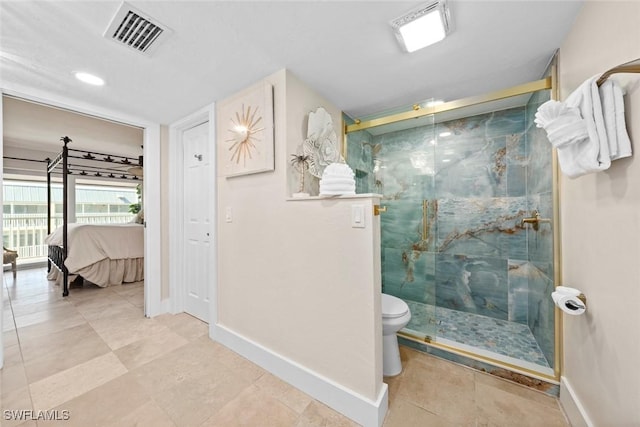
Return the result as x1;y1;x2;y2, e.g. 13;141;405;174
0;91;163;317
182;121;211;322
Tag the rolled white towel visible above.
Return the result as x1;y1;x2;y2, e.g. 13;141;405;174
534;100;588;148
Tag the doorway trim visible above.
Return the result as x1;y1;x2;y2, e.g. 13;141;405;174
0;86;163;320
1;90;4;368
168;103;217;331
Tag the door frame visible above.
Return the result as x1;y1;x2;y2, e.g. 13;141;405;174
168;103;217;330
0;85;163;366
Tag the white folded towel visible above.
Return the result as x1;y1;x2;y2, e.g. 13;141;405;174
599;79;633;160
564;75;610;177
613;83;633;159
599;80;618;158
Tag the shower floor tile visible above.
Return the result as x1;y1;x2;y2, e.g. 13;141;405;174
405;301;551;368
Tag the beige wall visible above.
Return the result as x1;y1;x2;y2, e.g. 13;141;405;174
559;2;640;425
2;146;58;177
216;69;382;401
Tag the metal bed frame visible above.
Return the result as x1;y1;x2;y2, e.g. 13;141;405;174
43;136;143;296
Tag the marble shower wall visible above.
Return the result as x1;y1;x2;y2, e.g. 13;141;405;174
345;95;555;368
371;107;536;325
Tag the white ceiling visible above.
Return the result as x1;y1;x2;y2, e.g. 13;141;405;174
1;0;583;148
3;96;143;157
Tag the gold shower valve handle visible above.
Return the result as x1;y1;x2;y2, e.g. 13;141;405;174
521;210;551;231
374;205;387;216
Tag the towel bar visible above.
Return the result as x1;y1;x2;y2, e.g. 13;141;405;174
596;58;640;87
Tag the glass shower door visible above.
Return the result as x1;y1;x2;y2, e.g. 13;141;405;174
347;113;439;341
347;84;556;377
426;93;555;374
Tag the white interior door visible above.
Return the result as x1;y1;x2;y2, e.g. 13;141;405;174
182;121;210;322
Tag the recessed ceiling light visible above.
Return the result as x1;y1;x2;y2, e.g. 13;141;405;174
74;72;105;86
391;0;451;53
439;131;452;138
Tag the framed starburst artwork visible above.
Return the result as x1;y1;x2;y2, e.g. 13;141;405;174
217;81;275;177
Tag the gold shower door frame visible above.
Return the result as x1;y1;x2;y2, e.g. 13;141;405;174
343;71;563;382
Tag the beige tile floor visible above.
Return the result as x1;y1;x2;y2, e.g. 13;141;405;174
1;267;569;426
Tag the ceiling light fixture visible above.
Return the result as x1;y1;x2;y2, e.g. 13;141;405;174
391;0;451;53
74;72;105;86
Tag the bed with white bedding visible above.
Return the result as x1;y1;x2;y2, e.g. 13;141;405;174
45;137;145;296
46;223;144;288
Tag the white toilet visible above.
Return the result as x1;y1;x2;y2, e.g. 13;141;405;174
381;293;411;376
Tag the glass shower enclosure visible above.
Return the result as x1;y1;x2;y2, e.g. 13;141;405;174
345;78;558;379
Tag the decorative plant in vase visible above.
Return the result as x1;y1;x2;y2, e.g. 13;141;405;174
128;183;142;214
290;153;310;198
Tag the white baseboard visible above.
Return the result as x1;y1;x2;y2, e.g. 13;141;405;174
560;376;593;427
213;324;388;427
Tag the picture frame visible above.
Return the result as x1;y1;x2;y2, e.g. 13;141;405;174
217;81;275;177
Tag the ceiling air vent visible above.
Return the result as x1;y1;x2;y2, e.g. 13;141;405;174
104;2;172;55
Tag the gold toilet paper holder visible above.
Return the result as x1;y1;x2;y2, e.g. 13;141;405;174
576;293;587;305
565;294;587;311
